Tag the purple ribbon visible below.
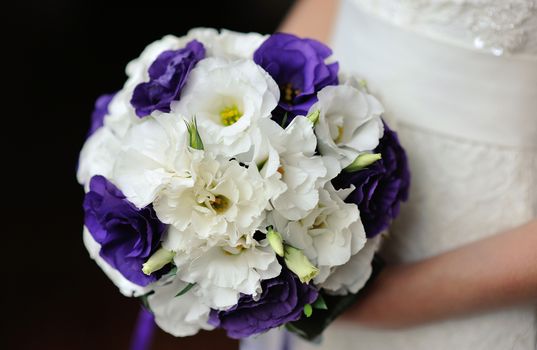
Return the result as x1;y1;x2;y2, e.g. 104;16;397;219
130;307;156;350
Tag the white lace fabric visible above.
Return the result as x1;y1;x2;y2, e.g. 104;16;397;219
354;0;537;57
383;122;537;263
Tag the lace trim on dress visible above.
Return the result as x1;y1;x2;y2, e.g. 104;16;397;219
351;0;537;56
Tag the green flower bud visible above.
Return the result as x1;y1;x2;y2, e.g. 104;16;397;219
185;118;204;150
306;109;320;125
142;248;175;275
345;153;382;172
303;303;313;317
284;245;319;284
267;226;284;257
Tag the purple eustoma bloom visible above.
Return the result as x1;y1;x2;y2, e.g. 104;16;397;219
83;175;167;286
253;33;338;124
332;123;411;238
88;92;115;137
131;40;205;117
208;267;318;339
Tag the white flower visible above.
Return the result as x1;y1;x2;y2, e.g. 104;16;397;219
77;88;144;191
112;113;194;208
271;183;367;284
255;116;340;221
174;57;279;157
165;28;266;60
77;127;121;189
103;88;141;138
320;235;381;295
210;29;267;59
156;155;270;247
235;118;287;203
162;226;206;255
173;239;281;309
312;84;385;168
82;228;152;297
148;277;213;337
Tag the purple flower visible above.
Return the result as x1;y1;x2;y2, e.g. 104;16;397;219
83;175;167;286
131;40;205;118
332;123;410;237
253;33;338;125
208;267;318;339
88;92;115;137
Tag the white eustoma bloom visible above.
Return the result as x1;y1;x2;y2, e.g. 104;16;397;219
103;88;141;138
254;116;340;221
210;29;268;59
173;238;281;309
273;183;367;284
312;84;385;168
174;57;279;157
77;89;141;190
77;127;121;190
153;28;266;60
320;235;381;295
113;113;194;208
148;277;214;337
83;228;152;297
156;154;270;247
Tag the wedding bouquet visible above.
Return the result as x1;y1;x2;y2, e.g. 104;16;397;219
77;28;410;341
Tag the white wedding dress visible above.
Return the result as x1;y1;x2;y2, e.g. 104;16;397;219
242;0;537;349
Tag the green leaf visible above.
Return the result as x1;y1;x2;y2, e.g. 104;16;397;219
257;158;268;171
165;266;178;277
284;322;309;339
175;282;196;298
139;291;155;312
281;112;289;127
303;304;313;317
312;295;328;310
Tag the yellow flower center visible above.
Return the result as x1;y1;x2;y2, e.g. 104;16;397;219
281;83;301;104
220;105;242;126
209;195;230;214
334;126;344;144
222;236;248;255
312;216;328;230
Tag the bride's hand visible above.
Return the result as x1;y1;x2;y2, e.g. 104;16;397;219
341;219;537;329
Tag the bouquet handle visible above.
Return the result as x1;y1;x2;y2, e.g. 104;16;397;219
130;306;156;350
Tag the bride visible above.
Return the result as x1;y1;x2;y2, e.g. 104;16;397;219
242;0;537;349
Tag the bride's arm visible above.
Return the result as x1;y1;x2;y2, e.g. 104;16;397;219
345;219;537;328
278;0;340;43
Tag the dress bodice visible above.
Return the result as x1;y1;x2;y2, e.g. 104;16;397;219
333;0;537;150
352;0;537;57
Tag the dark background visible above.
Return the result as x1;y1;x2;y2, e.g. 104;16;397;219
5;2;294;349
